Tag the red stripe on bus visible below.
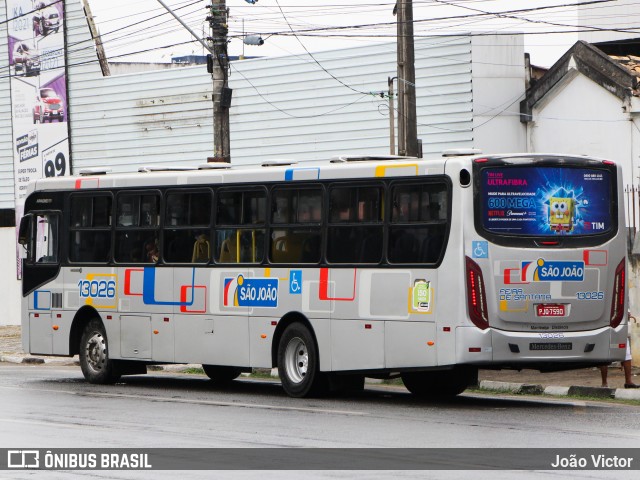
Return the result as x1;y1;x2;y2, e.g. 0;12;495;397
318;268;357;301
124;268;144;296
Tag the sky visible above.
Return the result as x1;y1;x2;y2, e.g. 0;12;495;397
88;0;639;68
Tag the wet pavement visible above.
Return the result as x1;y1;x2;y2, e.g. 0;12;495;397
2;325;639;398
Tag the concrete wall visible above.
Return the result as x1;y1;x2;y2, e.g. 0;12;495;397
527;72;635;186
578;0;640;45
472;35;526;153
526;68;640;364
0;229;21;326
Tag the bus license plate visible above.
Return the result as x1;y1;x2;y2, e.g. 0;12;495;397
536;304;567;317
529;342;572;351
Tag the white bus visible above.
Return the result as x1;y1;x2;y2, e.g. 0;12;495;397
18;153;628;397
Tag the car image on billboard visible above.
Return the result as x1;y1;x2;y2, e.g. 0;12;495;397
33;87;64;123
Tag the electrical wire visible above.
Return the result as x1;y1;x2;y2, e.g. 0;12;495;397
273;0;374;95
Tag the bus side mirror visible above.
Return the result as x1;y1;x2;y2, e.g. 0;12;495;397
18;215;30;246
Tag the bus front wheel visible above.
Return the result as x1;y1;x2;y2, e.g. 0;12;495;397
277;323;327;398
202;365;242;383
401;366;478;397
79;319;121;384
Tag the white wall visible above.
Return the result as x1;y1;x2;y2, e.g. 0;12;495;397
528;72;634;187
0;228;21;326
471;35;527;153
579;0;640;45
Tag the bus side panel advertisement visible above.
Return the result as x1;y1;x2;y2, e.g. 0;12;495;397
480;167;611;236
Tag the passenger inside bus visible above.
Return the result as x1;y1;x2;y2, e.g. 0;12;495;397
144;238;159;263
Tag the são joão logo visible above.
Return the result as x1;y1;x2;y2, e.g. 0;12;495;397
224;275;279;308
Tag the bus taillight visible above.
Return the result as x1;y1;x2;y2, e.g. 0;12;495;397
610;259;626;328
466;256;489;330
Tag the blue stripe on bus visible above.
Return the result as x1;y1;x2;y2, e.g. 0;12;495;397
142;267;196;306
284;168;321;181
33;290;51;310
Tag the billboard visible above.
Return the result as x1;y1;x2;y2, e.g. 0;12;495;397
5;0;68;278
6;0;68;199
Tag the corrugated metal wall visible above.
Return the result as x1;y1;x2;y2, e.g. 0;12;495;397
0;1;15;209
65;0;214;172
0;1;527;208
65;0;475;173
229;36;474;163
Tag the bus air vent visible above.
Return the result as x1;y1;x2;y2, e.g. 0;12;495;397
79;167;111;176
198;163;232;170
261;160;298;167
138;165;198;173
442;148;482;157
330;155;414;163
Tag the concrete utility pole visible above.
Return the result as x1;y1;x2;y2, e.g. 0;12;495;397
156;0;231;162
207;1;231;162
82;0;110;76
388;77;396;155
395;1;418;157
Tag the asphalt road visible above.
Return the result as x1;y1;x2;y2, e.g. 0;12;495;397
0;364;639;480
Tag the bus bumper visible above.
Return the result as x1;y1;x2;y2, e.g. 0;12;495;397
456;325;628;367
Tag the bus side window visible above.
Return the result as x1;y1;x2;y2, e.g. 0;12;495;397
270;186;322;264
215;189;266;264
388;182;448;264
327;184;383;264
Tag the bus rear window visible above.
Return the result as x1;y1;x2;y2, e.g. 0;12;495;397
479;166;612;236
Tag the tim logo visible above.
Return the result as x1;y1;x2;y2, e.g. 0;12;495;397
584;221;605;230
8;450;39;468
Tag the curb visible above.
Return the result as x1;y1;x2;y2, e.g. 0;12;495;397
478;380;544;395
479;379;640;400
0;354;78;366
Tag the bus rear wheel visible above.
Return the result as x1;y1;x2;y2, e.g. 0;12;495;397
79;319;121;384
202;365;242;383
401;366;478;398
277;323;327;398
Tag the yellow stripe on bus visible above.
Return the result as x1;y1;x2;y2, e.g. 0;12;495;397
375;164;419;177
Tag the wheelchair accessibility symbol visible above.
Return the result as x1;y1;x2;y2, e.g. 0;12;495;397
290;270;302;294
472;241;488;259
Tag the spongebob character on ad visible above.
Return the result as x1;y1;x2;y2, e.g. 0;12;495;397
548;196;575;233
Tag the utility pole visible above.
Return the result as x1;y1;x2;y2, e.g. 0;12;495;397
82;0;110;76
207;1;231;162
395;1;418;157
388;77;395;155
156;0;230;162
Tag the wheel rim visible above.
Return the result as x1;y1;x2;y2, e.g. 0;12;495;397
84;332;107;374
284;336;308;384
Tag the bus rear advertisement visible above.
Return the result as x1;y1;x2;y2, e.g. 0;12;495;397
18;153;628;398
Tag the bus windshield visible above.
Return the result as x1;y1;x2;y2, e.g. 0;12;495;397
478;165;613;236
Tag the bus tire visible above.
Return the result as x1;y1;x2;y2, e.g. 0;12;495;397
79;319;121;384
277;323;327;398
202;365;242;383
401;366;477;398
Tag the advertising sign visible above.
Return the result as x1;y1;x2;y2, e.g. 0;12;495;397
480;166;612;236
5;0;68;278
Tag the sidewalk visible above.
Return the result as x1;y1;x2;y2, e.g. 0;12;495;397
2;325;639;400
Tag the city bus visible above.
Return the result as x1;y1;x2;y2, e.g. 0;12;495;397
18;152;628;398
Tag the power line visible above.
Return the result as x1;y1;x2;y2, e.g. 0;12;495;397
273;0;374;96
